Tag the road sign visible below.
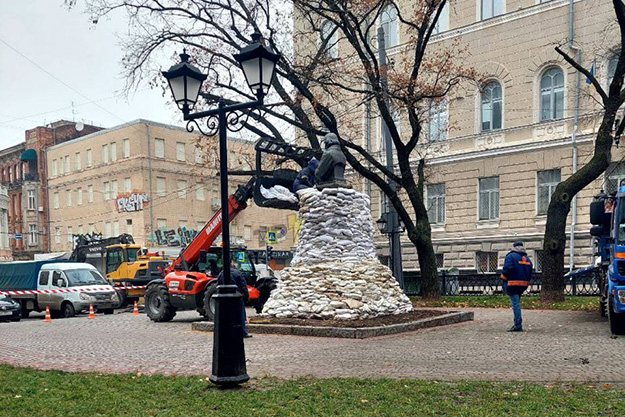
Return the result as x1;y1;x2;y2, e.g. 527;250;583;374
14;234;22;240
235;251;246;263
266;231;277;244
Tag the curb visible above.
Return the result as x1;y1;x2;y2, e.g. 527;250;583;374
191;311;474;339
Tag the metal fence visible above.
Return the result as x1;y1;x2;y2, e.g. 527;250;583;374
403;271;601;297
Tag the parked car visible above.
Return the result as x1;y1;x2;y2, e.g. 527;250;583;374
0;295;21;322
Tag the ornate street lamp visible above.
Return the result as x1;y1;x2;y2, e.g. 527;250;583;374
162;33;280;387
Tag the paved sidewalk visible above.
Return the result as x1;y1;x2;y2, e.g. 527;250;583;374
1;307;623;381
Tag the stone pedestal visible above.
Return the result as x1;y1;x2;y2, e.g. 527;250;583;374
262;187;412;320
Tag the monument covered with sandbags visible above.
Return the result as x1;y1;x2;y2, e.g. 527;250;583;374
262;134;412;320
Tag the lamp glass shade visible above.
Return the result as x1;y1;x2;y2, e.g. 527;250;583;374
376;217;387;234
162;51;207;111
241;57;261;93
261;56;277;93
234;33;280;97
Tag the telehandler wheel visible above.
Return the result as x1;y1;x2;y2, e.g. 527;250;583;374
145;284;177;322
608;299;625;335
203;284;219;322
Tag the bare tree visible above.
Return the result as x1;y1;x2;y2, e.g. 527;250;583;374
74;0;477;299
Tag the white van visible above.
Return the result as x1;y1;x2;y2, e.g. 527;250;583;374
18;263;118;318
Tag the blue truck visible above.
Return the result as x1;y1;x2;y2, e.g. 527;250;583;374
590;188;625;334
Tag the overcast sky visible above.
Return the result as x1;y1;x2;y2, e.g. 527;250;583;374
0;1;179;148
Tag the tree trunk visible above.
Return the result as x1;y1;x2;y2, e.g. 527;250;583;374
541;113;616;301
409;220;440;300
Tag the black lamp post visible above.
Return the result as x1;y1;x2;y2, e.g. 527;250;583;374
162;33;280;387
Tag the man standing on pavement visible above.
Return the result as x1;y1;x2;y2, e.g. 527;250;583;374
501;241;532;332
217;262;251;338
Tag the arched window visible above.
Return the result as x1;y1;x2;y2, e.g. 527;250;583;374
481;81;502;131
540;67;564;121
320;20;338;59
380;6;398;48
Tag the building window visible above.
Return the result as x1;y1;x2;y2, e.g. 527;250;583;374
244;225;252;241
176;142;186;161
75;152;81;171
52;160;58;176
66;189;72;207
110;142;118;162
78;224;83;235
380;5;398;48
195;183;205;201
28;224;37;246
54;227;60;244
88;185;93;203
481;0;503;20
194;147;203;164
320;20;338;58
537;169;561;216
105;222;112;238
124;178;132;193
67;226;73;243
155;138;165;158
123;139;130;158
540;67;564;121
103;182;110;201
433;2;449;34
479;176;499;221
481;81;502;131
76;188;83;205
156;218;167;230
86;149;92;167
27;190;36;210
427;184;445;225
113;221;119;236
53;192;59;209
428;101;447;142
476;251;498;272
111;180;118;199
177;179;188;199
64;155;70;173
101;144;109;164
435;253;444;269
156;177;166;197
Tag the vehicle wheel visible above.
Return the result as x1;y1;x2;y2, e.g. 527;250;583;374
145;284;176;322
608;299;625;335
115;289;128;308
600;299;607;318
10;312;21;322
254;279;277;314
102;309;115;315
61;302;76;319
19;303;29;319
203;284;219;321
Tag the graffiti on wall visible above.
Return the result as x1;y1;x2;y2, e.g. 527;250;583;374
154;227;198;247
116;193;149;213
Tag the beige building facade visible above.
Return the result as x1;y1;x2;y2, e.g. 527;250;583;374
295;0;622;272
46;120;297;264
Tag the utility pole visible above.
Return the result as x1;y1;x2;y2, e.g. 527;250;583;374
377;26;404;290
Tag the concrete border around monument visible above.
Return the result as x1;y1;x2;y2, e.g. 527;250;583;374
192;311;474;339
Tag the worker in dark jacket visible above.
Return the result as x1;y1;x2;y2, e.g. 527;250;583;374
501;241;532;332
293;157;319;192
217;264;251;338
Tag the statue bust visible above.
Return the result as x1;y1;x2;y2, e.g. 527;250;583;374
315;133;351;189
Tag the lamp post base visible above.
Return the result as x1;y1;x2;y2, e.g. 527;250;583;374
209;284;249;386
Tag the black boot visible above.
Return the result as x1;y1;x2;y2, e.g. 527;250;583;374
507;326;523;332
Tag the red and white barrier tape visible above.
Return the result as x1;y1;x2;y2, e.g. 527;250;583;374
0;284;147;297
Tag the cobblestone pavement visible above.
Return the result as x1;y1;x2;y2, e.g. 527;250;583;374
1;307;624;381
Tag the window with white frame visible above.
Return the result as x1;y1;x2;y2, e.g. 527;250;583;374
427;184;445;225
86;149;92;167
113;221;119;236
111;180;118;199
75;152;81;171
540;67;564;121
102;144;109;164
244;225;252;240
126;219;133;235
537;169;561;216
53;192;59;209
27;190;35;210
380;5;398;48
157;218;167;230
105;222;111;238
176;142;186;161
320;20;338;59
481;81;502;131
66;189;72;207
195;183;205;201
155;138;165;158
123;139;130;158
476;251;498;272
478;176;499;220
124;178;132;193
52;159;58;176
156;177;166;197
605;162;625;194
428;101;447;142
54;226;60;244
177;179;188;199
194;147;203;164
481;0;503;20
103;182;110;200
88;185;93;203
76;188;83;205
110;142;118;162
64;155;70;173
28;224;37;246
67;226;73;243
433;2;449;34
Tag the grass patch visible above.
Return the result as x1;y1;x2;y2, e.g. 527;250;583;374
0;366;623;416
411;295;599;311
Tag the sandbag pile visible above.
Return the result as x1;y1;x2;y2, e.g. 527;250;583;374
262;187;412;320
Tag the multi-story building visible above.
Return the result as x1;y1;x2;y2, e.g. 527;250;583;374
0;120;101;259
296;0;620;272
0;185;11;261
46;119;296;268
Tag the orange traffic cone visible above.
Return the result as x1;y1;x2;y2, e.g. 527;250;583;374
88;304;96;319
43;306;52;322
132;301;139;316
